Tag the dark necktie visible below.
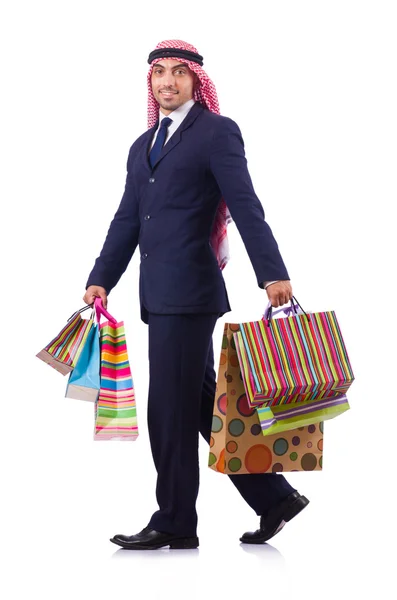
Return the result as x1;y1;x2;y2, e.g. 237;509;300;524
149;116;173;168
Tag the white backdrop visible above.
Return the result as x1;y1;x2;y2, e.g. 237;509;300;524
1;1;396;599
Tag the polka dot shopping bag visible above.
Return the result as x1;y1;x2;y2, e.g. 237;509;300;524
209;322;324;474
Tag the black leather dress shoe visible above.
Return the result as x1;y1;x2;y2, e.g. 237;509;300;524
110;526;199;550
240;491;310;544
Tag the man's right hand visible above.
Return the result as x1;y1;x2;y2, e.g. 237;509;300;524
83;285;108;309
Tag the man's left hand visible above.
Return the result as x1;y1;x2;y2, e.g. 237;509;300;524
264;280;293;308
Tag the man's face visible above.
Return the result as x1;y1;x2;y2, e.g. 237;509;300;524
151;59;199;115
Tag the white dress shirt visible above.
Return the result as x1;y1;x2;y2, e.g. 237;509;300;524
150;98;196;149
150;98;281;290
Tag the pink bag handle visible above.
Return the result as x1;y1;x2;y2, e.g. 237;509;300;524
94;297;118;324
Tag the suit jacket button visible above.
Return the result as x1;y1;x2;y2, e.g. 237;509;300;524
149;177;155;183
144;215;151;220
142;253;148;259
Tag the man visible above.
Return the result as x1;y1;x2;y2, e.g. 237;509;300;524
83;40;309;550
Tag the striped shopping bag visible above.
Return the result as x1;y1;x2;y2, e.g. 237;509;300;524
93;298;139;441
36;304;94;375
234;297;355;408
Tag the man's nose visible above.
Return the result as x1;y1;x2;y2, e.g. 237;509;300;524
162;72;176;88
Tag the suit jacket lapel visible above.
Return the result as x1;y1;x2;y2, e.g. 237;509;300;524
144;124;159;171
143;101;205;171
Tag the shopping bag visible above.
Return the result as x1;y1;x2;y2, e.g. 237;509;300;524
255;393;350;436
234;296;355;408
209;322;324;475
93;298;139;441
36;304;94;375
65;317;100;402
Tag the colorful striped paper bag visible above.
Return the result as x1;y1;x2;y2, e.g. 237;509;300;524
36;305;94;375
234;300;355;408
94;319;139;441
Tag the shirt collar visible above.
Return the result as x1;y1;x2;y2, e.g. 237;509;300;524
158;97;196;128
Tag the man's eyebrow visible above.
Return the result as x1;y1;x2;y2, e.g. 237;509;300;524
153;63;188;70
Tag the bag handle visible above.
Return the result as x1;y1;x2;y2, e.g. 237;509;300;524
263;295;311;327
94;297;118;325
67;304;95;322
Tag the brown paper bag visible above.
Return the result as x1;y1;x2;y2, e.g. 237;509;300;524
209;323;324;474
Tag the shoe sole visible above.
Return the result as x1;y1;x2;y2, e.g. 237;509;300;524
109;536;199;550
240;495;310;544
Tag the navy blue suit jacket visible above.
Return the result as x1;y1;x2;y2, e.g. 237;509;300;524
86;101;290;324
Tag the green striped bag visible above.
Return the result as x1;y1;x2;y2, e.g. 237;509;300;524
256;393;350;436
36;305;94;375
234;297;355;408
